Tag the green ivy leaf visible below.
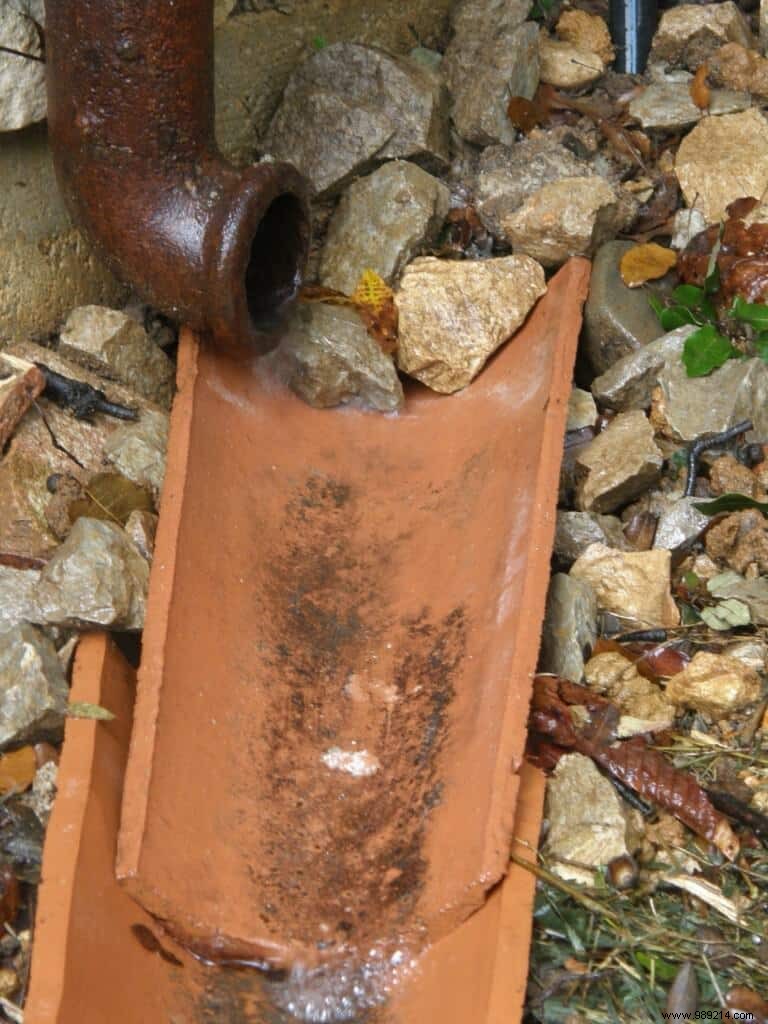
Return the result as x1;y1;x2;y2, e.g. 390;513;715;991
694;493;768;516
731;296;768;331
682;324;737;377
754;332;768;362
660;306;697;331
671;284;705;309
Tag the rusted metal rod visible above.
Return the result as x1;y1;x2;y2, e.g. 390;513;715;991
44;0;310;353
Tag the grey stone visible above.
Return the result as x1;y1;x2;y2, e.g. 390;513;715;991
654;356;768;442
475;139;590;241
103;409;169;499
58;306;174;408
0;7;45;131
575;410;664;514
0;567;40;631
629;82;751;131
650;1;754;70
567;388;598;431
504;176;623;269
583;240;667;375
395;255;546;393
0;127;126;342
443;0;537;146
539;573;598;683
653;497;710;551
35;518;149;631
0;625;67;750
213;0;454;164
263;43;449;197
591;325;694;411
277;304;404;413
320;161;450;295
554;511;626;567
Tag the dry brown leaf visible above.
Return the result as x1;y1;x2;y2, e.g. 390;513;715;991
506;95;542;133
298;284;350;306
68;472;154;528
0;748;36;795
620;242;678;288
690;64;711;113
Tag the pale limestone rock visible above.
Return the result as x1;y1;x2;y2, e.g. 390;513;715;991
0;625;67;749
591;326;694;412
214;0;236;26
539;574;597;683
584;651;675;736
650;2;754;69
652;355;768;442
539;34;606;88
567;388;597;431
263;43;449;197
709;43;768;99
504;177;621;268
0;567;40;631
556;9;614;63
103;410;169;499
725;638;766;674
320;161;450;294
443;0;538;146
554;511;626;567
277;304;404;412
395;255;545;393
0;128;126;341
665;651;763;719
653;497;709;552
571;543;680;628
124;510;157;563
475;139;591;243
671;207;708;250
628;82;750;131
59;306;174;408
214;0;455;163
544;753;630;882
35;518;149;631
0;7;46;131
574;411;663;514
675;110;768;223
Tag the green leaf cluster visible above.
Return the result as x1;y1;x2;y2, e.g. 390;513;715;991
649;282;768;378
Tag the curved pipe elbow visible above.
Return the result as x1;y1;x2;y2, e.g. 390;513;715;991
44;0;310;353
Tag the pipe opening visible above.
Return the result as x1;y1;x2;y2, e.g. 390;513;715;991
245;193;308;323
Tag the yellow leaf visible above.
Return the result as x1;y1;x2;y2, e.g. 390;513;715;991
620;242;678;288
349;269;399;354
349;269;395;313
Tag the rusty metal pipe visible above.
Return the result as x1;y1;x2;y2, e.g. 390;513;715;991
44;0;310;352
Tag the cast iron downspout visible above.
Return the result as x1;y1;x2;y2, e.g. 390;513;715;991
44;0;310;353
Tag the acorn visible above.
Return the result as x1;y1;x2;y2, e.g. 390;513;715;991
607;853;639;890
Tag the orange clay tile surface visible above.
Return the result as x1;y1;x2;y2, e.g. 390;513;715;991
28;256;589;1021
27;634;545;1024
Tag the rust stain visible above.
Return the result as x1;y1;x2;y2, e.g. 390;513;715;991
255;473;467;958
